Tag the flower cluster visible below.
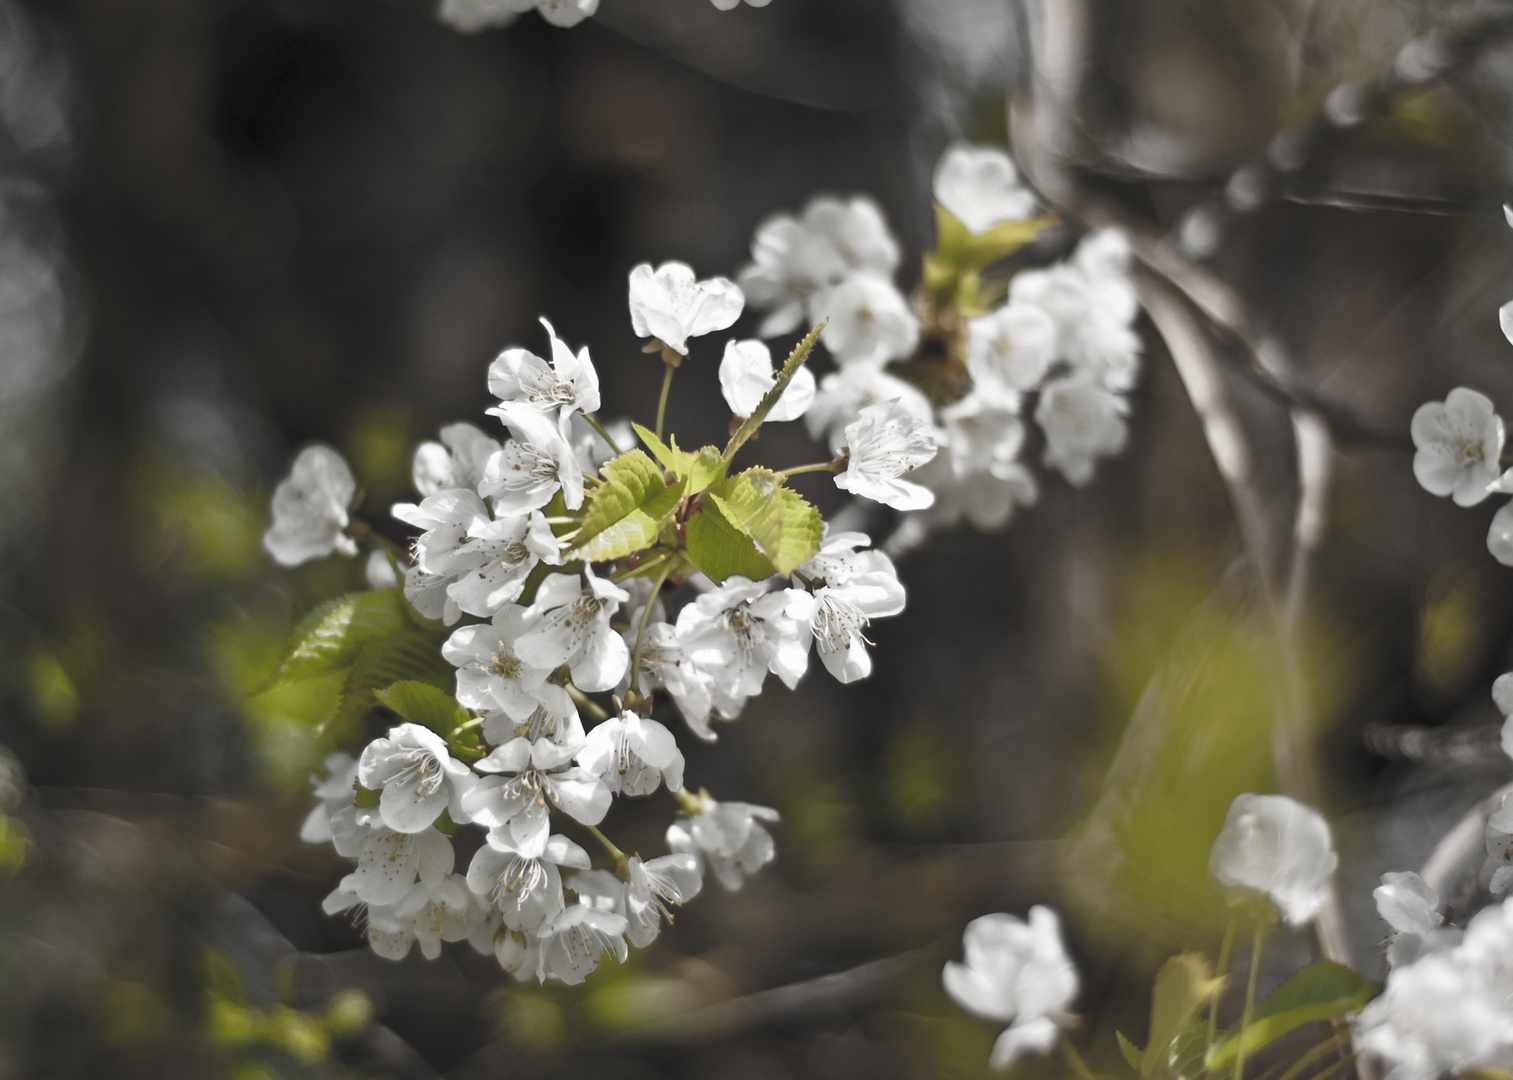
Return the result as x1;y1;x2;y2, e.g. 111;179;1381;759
733;143;1142;548
265;260;915;984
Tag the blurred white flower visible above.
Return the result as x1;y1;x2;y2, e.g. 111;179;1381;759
933;395;1039;531
263;445;358;567
365;549;400;590
1496;673;1513;760
835;400;939;511
965;301;1057;408
1208;793;1338;925
667;793;780;890
482;402;585;513
578;710;685;797
515;570;630;693
796;528;896;587
412;421;500;497
942;907;1079;1070
437;0;598;31
628;261;744;355
488;317;601;424
622;621;717;741
1358;897;1513;1080
1410;388;1503;507
1035;377;1129;486
480;682;581;747
1489;500;1513;566
809;272;920;368
358;723;478;834
718;338;816;421
1376;870;1459;968
932;144;1037;233
708;0;773;9
805;363;934;454
300;752;358;845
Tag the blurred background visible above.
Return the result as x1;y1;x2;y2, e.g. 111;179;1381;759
7;0;1513;1076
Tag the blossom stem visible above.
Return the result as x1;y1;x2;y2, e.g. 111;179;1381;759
1060;1039;1096;1080
1232;919;1268;1080
612;550;676;583
655;361;676;441
586;823;627;870
778;461;839;478
566;685;609;722
1207;917;1237;1051
628;558;675;698
1268;1035;1345;1080
583;415;623;456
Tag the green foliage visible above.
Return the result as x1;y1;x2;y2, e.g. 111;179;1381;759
1129;953;1222;1077
723;322;825;463
374;680;481;761
271;590;413;685
332;621;450;732
929;204;1051;276
632;424;726;494
567;449;689;562
203;948;372;1071
881;719;960;837
685;495;777;583
1205;961;1378;1070
699;468;823;577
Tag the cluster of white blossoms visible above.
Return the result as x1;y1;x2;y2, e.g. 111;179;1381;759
265;258;922;984
733;143;1142;547
437;0;765;32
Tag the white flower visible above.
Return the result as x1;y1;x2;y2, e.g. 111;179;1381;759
676;576;812;698
480;402;585;513
737;196;899;337
965;302;1058;408
1487;792;1513;899
933;395;1038;531
515;570;630;693
327;875;481;961
578;711;685;797
625;853;702;947
932;145;1037;233
1410;388;1504;507
569;413;632;471
357;724;478;834
1375;871;1459;968
445;509;561;618
443;605;552;720
718;339;816;421
1208;793;1338;925
796;528;896;588
1357;897;1513;1080
627;261;744;356
942;907;1078;1070
1035;376;1129;486
412;421;500;498
365;550;399;590
805;363;935;454
487;317;601;424
788;570;905;684
330;806;454;906
834;400;939;511
263;445;358;567
809;272;920;369
393;488;491;577
1490;500;1513;566
623;620;717;741
463;736;611;851
536;903;629;985
466;829;590;932
480;682;582;746
300;752;358;845
1496;673;1513;760
666;793;780;890
437;0;598;31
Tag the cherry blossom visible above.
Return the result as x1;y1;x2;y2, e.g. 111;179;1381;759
1034;377;1129;487
443;605;553;720
357;723;478;834
438;0;598;31
481;401;585;513
625;853;702;947
627;261;744;356
809;272;920;369
411;421;500;498
932;144;1037;233
299;752;358;845
263;445;358;567
965;302;1058;408
467;829;590;932
805;363;934;454
1208;793;1337;925
514;570;630;693
462;735;610;850
834;400;939;511
487;317;600;425
330;806;454;906
1410;387;1504;507
667;793;780;891
676;575;812;697
445;509;560;618
577;710;685;797
535;903;629;985
718;338;816;421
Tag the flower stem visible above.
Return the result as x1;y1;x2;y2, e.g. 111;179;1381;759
1269;1035;1345;1080
778;461;839;478
566;684;608;722
1208;916;1238;1051
655;361;676;441
611;550;675;583
586;823;627;869
1233;919;1268;1080
628;558;675;697
1060;1038;1096;1080
583;415;623;456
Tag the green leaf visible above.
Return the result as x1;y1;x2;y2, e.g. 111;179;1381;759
685;496;776;583
270;591;412;685
203;949;245;1006
1117;1031;1143;1072
723;322;824;463
331;624;450;733
703;469;823;576
931;203;1052;274
1206;961;1379;1070
353;784;380;808
566;449;687;563
632;424;726;493
1142;953;1222;1076
1169;1022;1208;1080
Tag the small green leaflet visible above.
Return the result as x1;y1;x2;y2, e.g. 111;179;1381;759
565;448;688;563
1205;961;1379;1070
931;203;1052;274
1140;953;1222;1077
631;424;726;494
685;496;776;583
702;468;823;575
